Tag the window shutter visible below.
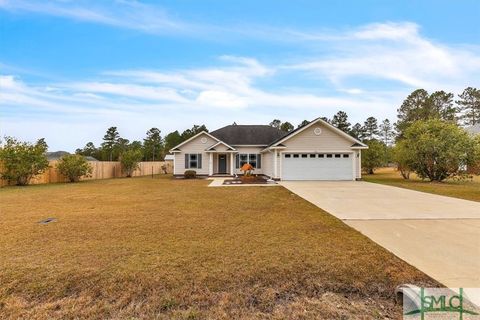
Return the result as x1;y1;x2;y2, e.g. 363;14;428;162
235;154;239;168
185;154;189;169
198;154;202;169
257;154;261;169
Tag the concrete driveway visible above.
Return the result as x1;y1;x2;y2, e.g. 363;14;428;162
280;181;480;291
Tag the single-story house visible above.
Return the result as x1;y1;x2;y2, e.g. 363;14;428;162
164;154;175;161
466;123;480;136
170;117;368;181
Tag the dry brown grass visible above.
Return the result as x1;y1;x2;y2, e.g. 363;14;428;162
0;175;437;319
364;167;480;202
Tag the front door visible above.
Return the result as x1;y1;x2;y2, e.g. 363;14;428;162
218;154;227;173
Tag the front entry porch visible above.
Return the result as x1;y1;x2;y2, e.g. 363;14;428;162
208;152;236;176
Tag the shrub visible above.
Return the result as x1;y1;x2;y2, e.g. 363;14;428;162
0;137;49;186
393;140;414;179
361;139;386;174
120;149;143;177
399;119;478;181
56;154;93;182
184;170;196;179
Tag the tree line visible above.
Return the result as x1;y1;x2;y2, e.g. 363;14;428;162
76;125;208;161
1;87;479;185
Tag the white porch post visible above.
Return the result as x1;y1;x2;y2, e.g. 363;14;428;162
358;150;362;179
230;153;234;175
273;149;277;178
209;153;213;176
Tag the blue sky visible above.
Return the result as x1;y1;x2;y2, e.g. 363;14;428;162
1;0;479;151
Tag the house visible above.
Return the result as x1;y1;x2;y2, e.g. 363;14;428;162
164;154;175;161
466;124;480;136
170;117;368;181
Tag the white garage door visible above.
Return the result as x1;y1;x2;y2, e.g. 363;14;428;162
282;153;353;180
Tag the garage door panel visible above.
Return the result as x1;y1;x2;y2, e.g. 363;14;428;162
282;153;352;180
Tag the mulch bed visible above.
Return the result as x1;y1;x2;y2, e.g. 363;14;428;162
223;176;276;185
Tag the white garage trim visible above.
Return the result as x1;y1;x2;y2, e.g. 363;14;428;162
280;151;355;181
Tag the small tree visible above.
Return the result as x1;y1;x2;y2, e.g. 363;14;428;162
361;139;386;174
401;119;478;181
120;149;143;177
0;137;49;186
56;154;93;182
393;140;414;179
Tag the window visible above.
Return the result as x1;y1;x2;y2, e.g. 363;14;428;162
309;154;316;158
185;153;202;169
293;154;299;158
237;154;261;168
239;154;248;167
285;154;291;158
301;154;308;158
189;154;198;168
248;154;257;168
318;154;325;158
326;154;333;158
343;154;350;158
335;154;341;158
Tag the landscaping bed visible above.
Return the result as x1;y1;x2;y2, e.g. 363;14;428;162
223;175;275;185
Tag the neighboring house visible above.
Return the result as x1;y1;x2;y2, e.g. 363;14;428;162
164;154;175;161
466;124;480;136
170;117;368;181
46;151;98;161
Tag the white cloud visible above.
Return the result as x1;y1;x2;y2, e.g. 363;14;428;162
0;0;192;35
287;22;480;91
2;22;480;150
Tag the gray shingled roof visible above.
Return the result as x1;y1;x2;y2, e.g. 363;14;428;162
210;125;287;146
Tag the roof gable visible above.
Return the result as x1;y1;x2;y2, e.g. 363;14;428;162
169;131;219;152
269;118;367;148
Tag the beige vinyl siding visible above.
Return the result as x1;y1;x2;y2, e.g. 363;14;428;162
211;144;230;152
261;152;273;177
233;147;264;174
173;133;217;175
282;123;353;151
356;150;361;179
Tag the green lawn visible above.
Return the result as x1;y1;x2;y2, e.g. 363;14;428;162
0;176;437;319
364;168;480;202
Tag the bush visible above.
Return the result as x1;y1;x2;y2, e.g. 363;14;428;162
0;137;49;185
393;140;414;179
398;119;478;181
184;170;196;179
361;139;386;174
56;154;93;182
120;149;143;177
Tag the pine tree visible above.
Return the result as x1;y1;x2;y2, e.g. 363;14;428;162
101;127;120;161
379;119;395;146
331;111;351;133
363;117;379;140
143;128;163;161
456;87;480;126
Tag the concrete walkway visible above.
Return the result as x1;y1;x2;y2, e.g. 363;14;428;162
280;181;480;293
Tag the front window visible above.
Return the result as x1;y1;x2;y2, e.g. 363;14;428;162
238;154;260;168
189;154;198;168
239;154;248;167
248;154;257;168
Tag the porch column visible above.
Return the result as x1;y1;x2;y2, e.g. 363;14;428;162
273;149;277;178
230;153;234;175
209;153;213;176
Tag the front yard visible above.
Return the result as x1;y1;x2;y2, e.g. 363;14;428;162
364;167;480;202
0;176;436;319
